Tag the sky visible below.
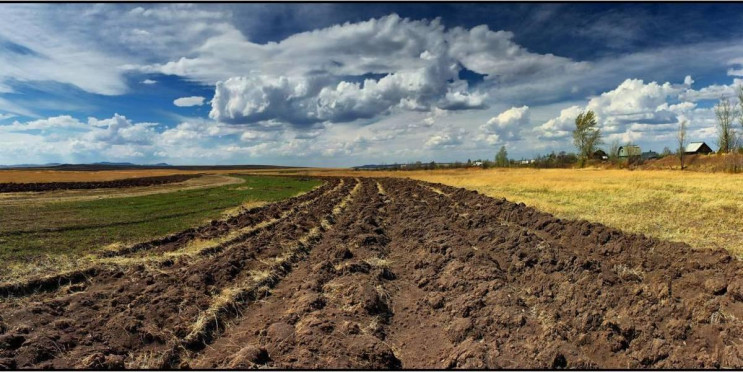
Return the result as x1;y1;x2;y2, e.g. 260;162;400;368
2;3;743;167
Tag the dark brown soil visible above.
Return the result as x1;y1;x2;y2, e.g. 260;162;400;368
2;177;743;369
0;174;200;193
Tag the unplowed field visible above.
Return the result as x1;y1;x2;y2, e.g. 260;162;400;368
1;177;743;369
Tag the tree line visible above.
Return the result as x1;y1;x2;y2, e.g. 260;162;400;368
358;85;743;172
571;85;743;170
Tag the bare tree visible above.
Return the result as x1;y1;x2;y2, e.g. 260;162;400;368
573;110;602;167
677;120;687;170
738;85;743;150
608;140;620;165
715;97;737;153
623;141;641;167
624;141;641;157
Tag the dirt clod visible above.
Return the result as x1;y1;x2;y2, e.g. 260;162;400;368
729;278;743;301
266;322;295;343
704;277;727;295
227;345;269;368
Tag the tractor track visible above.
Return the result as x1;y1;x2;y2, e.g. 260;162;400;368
2;177;743;369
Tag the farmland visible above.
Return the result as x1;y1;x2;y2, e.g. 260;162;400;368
6;2;743;369
0;175;321;279
290;167;743;257
1;174;743;368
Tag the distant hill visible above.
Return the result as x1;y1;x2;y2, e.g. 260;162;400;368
0;162;302;171
353;164;405;170
94;162;138;166
0;162;162;170
0;163;62;169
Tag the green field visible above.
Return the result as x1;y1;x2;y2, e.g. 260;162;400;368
0;175;321;265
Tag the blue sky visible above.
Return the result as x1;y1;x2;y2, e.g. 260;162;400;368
1;3;743;166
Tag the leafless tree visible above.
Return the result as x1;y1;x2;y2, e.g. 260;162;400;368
608;140;620;165
715;97;737;153
623;141;641;167
677;120;687;170
738;85;743;149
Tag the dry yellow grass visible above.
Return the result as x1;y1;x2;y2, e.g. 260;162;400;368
293;167;743;256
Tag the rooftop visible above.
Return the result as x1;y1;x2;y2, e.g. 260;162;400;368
685;142;707;152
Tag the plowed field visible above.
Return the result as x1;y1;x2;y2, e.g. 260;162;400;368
1;177;743;369
0;175;199;193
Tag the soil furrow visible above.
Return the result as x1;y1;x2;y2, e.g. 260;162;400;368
0;180;341;301
2;176;743;369
380;177;743;368
0;179;357;369
189;178;402;369
101;178;339;258
166;179;364;368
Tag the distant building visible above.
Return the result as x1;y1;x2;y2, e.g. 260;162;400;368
641;150;659;160
520;159;534;165
592;149;608;160
685;142;714;155
473;161;483;166
618;145;641;158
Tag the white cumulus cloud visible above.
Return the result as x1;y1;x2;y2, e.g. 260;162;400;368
534;77;720;150
534;105;583;139
144;13;587;128
680;78;743;102
479;105;529;144
424;128;467;149
173;96;206;107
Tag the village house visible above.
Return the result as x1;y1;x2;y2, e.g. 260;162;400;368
685;142;714;155
592;149;608;160
618;145;641;158
641;150;659;160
